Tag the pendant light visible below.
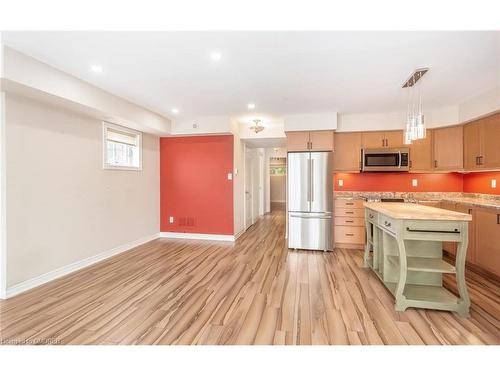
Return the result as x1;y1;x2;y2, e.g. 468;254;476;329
402;68;428;144
250;119;265;133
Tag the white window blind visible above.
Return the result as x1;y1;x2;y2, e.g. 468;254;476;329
103;122;142;170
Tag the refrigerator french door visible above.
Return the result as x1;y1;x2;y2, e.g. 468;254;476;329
287;151;333;251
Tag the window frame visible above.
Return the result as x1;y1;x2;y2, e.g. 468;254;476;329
102;122;143;171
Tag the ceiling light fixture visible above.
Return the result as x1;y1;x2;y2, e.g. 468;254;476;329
210;51;222;61
247;103;256;109
171;108;179;114
402;68;429;145
250;119;265;134
90;65;103;73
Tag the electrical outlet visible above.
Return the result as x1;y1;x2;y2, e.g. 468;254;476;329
169;216;174;224
412;178;418;187
492;179;497;189
338;179;344;187
227;173;233;180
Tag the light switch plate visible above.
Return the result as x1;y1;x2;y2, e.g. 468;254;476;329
412;178;418;187
492;179;497;188
338;179;344;187
227;173;233;180
169;216;174;224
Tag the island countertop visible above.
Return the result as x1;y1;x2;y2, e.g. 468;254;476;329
364;202;472;221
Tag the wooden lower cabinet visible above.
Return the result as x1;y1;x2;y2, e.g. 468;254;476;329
474;207;500;277
439;202;500;278
334;199;365;249
454;204;476;264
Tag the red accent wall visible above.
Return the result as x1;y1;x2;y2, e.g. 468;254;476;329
463;171;500;195
334;172;464;192
160;135;234;235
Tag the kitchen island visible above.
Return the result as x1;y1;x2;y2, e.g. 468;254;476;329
363;202;472;317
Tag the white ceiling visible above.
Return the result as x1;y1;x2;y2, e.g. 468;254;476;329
2;31;499;121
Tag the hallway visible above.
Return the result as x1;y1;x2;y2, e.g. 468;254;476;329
1;206;499;345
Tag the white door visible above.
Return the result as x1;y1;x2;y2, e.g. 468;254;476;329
244;151;253;229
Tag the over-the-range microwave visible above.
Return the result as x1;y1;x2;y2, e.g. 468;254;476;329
361;147;410;172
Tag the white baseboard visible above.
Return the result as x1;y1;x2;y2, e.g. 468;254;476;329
233;229;245;240
5;232;160;299
160;232;235;242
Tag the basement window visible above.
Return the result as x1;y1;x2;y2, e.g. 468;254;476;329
103;122;142;170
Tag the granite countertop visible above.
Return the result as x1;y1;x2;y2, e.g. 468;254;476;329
335;192;500;210
364;202;473;221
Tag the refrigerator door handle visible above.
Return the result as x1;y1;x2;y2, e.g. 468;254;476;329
310;158;314;202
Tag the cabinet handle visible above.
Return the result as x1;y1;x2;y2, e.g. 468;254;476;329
468;208;472;214
345;220;354;223
475;156;480;165
345;211;354;214
479;156;484;165
434;160;438;168
497;214;500;224
382;139;385;147
345;233;354;236
369;214;374;219
345;202;354;206
409;160;412;169
384;221;391;227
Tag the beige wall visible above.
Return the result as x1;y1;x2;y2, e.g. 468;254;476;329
270;176;286;202
5;94;160;287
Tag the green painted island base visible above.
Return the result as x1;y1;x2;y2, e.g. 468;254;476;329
363;206;471;317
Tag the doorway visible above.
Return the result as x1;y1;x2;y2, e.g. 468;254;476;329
270;156;287;212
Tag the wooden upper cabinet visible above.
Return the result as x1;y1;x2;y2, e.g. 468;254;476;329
481;113;500;169
309;131;334;151
286;131;334;151
384;131;404;148
432;125;463;171
474;207;500;277
332;132;362;172
362;131;386;148
409;129;432;171
463;122;482;170
361;131;403;148
462;113;500;170
286;131;310;151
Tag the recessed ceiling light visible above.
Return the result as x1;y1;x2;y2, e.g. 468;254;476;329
210;51;222;61
247;103;256;109
90;65;103;73
171;108;179;114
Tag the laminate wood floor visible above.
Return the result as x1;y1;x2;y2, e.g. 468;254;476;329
1;206;499;345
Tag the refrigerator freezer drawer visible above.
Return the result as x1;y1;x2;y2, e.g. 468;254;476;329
288;213;333;251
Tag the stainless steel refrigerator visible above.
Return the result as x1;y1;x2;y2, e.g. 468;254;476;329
287;151;333;251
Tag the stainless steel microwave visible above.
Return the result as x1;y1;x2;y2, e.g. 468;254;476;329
362;148;410;172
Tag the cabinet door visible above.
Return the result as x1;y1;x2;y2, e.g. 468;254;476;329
362;131;385;148
409;129;432;171
433;125;463;171
332;132;362;171
286;131;310;151
384;131;404;148
454;204;475;264
440;202;457;255
463;122;482;170
309;130;334;151
482;113;500;169
475;207;500;277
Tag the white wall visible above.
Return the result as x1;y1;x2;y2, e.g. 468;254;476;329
171;116;232;135
284;112;338;131
5;94;160;288
231;120;245;237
